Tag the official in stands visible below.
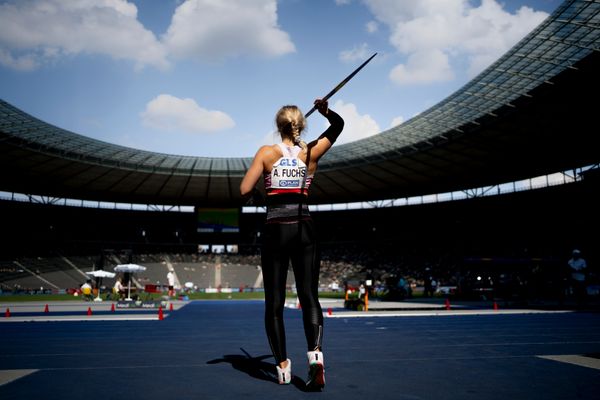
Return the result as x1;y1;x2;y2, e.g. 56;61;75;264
113;276;125;300
240;98;343;390
167;270;176;297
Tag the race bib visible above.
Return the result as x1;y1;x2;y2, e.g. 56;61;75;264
269;157;307;189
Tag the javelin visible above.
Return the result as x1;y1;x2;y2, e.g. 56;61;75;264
304;52;377;118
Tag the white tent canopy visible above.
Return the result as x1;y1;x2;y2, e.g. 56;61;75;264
114;264;147;300
114;264;146;273
86;270;116;278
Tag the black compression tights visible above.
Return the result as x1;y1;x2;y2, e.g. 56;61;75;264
261;219;323;364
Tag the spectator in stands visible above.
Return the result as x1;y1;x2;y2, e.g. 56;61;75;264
240;98;343;390
397;277;407;299
80;279;93;301
568;249;587;302
423;268;434;297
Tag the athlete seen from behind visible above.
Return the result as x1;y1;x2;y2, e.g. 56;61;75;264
240;98;344;390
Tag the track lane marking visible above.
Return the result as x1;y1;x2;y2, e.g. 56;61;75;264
0;369;38;386
537;355;600;371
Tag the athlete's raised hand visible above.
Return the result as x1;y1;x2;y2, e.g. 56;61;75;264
314;98;328;115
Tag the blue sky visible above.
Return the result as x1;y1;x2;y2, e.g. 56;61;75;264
0;0;562;158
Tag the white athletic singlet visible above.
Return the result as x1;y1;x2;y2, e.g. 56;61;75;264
264;143;313;223
264;143;313;195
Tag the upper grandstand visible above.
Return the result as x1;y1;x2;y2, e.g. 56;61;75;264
0;0;599;207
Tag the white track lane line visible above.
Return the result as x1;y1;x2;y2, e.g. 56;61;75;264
0;369;39;386
537;355;600;371
324;309;573;318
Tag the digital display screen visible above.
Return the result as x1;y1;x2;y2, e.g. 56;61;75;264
196;207;240;233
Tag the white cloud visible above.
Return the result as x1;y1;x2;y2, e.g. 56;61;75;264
329;100;380;145
140;94;235;134
365;20;379;33
0;0;297;70
0;0;169;71
363;0;548;85
339;43;371;63
389;115;405;128
335;0;352;5
389;49;453;85
163;0;295;62
0;48;37;71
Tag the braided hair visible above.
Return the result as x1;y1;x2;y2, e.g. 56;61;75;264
276;105;307;151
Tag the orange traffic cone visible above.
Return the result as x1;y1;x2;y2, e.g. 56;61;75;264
327;308;332;316
158;306;164;321
5;308;10;318
87;307;92;316
169;303;174;312
44;304;49;313
445;298;451;310
111;303;115;312
493;302;499;311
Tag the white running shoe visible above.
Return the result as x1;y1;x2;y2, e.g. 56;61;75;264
276;359;292;384
306;351;325;391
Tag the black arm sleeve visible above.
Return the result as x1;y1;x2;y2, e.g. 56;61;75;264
318;110;344;144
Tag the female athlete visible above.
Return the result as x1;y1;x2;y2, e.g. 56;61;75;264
240;98;344;390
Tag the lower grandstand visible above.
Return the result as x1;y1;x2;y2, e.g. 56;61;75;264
1;171;597;302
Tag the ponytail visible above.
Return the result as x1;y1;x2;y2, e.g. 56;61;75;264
276;106;307;151
291;121;308;151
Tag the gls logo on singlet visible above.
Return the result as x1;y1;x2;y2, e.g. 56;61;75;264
270;157;306;189
278;158;298;167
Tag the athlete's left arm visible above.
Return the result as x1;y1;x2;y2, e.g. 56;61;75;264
308;100;344;162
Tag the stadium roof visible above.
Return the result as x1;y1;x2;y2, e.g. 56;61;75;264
1;0;599;207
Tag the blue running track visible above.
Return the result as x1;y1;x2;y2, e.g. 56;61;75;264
1;300;599;399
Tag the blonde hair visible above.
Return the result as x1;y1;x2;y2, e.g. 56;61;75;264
276;105;307;151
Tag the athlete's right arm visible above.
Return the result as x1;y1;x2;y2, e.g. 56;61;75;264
240;146;267;197
240;146;281;197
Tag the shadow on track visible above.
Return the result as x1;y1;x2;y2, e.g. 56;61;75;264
206;348;313;392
